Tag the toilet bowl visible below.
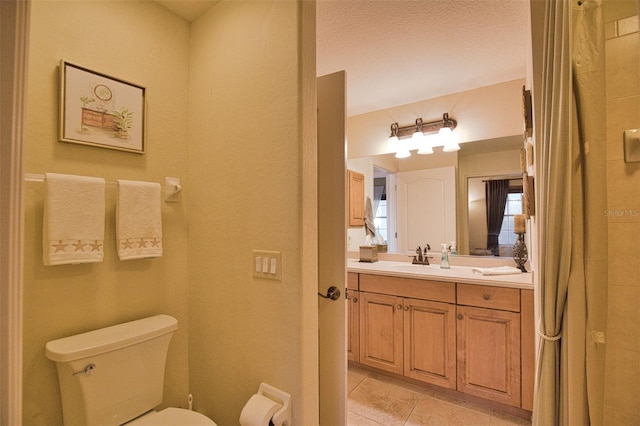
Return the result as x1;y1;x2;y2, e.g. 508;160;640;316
127;407;216;425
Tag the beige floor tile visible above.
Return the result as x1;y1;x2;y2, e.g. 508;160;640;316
421;387;493;416
405;394;491;426
489;410;531;425
348;375;422;426
348;366;370;394
347;410;387;426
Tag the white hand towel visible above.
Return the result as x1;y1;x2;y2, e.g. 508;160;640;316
43;173;106;265
117;179;162;260
471;266;523;276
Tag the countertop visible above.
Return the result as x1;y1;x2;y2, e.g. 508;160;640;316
347;259;534;290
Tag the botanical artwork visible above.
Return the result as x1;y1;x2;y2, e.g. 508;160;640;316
59;60;145;153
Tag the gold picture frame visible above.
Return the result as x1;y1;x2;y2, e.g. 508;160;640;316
59;60;146;153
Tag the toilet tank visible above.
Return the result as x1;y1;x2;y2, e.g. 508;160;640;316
45;315;178;426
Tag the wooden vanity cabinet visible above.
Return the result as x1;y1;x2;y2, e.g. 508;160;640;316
347;170;365;226
456;283;522;407
347;272;360;362
358;274;457;389
350;273;535;412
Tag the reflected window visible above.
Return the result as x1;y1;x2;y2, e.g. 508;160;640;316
499;192;523;246
374;200;387;243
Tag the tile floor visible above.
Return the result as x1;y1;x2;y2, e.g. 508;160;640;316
347;365;532;426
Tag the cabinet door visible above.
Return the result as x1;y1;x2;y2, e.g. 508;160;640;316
347;289;360;362
347;170;365;226
457;305;521;407
359;292;403;375
403;298;456;389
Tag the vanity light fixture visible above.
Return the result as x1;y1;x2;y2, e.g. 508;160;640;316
387;113;458;157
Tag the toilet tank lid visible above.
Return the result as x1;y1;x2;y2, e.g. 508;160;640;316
45;314;178;363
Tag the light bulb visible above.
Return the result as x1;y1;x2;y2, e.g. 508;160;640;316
440;127;460;152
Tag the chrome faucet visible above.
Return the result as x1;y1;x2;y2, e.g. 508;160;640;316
411;244;431;265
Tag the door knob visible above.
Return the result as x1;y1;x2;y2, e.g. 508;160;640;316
318;286;341;301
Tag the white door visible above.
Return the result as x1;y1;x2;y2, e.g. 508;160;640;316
317;71;347;425
395;167;457;254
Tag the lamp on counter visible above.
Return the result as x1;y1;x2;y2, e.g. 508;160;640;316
387;113;459;158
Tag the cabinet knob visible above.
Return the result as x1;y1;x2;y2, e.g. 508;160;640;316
457;314;463;320
397;304;403;310
404;306;409;311
353;297;358;303
483;294;490;300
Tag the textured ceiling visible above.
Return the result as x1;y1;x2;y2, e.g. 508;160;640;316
317;0;530;116
155;0;530;118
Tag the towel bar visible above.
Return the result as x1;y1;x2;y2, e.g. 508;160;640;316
25;173;183;204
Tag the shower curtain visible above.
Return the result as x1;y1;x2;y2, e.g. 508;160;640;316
533;0;607;425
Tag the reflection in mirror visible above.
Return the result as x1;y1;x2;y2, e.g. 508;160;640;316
468;176;523;257
372;166;389;245
347;136;523;257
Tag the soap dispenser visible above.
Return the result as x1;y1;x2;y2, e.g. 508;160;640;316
449;241;457;256
440;243;450;269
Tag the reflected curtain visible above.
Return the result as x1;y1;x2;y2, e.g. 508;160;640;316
485;179;509;256
533;0;607;425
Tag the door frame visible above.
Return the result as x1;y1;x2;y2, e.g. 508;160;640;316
0;0;30;424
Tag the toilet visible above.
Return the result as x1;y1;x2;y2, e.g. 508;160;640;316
45;314;217;426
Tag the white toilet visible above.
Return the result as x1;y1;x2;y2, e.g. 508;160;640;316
45;314;217;426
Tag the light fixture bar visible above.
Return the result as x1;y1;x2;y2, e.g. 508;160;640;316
393;113;457;139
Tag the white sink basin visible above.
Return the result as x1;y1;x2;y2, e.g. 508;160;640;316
387;263;441;273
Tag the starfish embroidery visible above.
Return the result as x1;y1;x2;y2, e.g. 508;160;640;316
138;238;147;248
150;237;161;248
89;240;103;252
52;240;68;253
73;240;86;252
121;239;134;249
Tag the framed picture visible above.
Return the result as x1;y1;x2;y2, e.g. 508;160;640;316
522;86;533;138
59;60;146;153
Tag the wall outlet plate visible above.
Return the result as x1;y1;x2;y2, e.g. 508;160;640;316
624;129;640;163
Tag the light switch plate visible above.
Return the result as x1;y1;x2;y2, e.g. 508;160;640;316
624;129;640;162
252;250;282;281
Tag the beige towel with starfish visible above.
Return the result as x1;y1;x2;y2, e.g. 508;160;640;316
116;179;163;260
43;173;105;265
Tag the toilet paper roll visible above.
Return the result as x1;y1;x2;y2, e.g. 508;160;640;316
239;393;283;426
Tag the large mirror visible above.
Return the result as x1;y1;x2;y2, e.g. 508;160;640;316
347;135;525;257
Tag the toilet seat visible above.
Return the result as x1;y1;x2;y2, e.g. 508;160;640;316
128;407;217;426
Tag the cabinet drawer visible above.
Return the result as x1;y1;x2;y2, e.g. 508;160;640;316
360;274;455;303
347;272;359;290
457;283;520;312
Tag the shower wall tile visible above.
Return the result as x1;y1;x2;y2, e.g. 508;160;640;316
603;347;640;417
606;159;640;222
603;407;640;425
605;32;639;100
607;222;640;287
606;97;640;160
605;10;640;423
606;284;640;352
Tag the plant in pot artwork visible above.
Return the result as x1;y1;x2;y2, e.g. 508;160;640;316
111;107;133;139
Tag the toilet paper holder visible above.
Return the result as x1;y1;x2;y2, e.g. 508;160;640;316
255;382;292;426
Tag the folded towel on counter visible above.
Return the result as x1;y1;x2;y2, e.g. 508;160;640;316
116;179;162;260
472;266;523;276
43;173;105;265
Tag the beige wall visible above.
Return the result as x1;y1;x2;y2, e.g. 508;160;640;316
23;1;191;424
346;78;525;159
23;1;316;425
187;2;315;424
603;9;640;424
